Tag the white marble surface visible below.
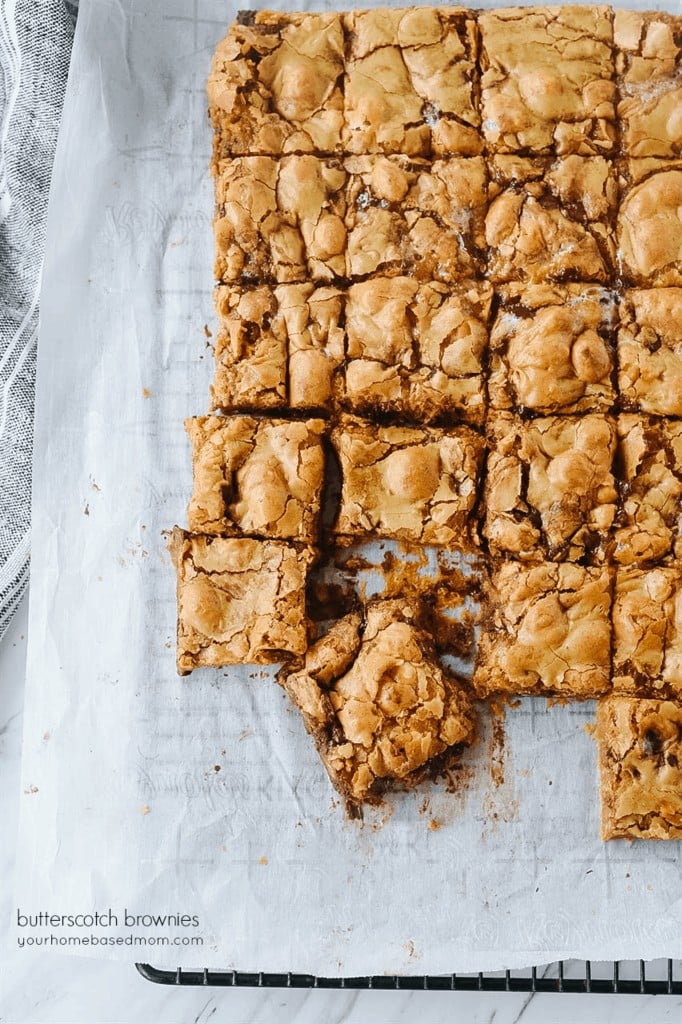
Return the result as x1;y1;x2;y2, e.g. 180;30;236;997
0;599;681;1022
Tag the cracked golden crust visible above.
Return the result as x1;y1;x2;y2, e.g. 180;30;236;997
340;278;492;426
617;159;682;286
331;415;485;547
618;289;682;416
344;155;487;281
479;6;616;156
486;156;616;284
612;567;682;698
489;283;616;414
186;416;327;542
275;283;345;412
279;599;477;806
615;10;682;158
343;7;481;157
483;413;617;562
474;561;612;699
596;696;682;839
213;156;347;285
207;11;345;159
171;528;312;675
612;415;682;566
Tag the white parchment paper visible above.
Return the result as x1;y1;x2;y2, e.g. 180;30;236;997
14;0;682;974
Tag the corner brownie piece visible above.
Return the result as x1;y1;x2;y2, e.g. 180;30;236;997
613;567;682;697
279;599;477;809
618;289;682;416
207;11;344;160
331;415;485;547
596;695;682;839
171;528;312;675
185;416;326;542
617;159;682;286
489;283;616;414
341;278;492;427
486;156;616;284
473;561;612;699
344;155;487;281
615;9;682;158
612;415;682;565
479;6;616;156
483;413;617;562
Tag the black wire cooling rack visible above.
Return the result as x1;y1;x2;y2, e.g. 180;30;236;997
136;959;682;994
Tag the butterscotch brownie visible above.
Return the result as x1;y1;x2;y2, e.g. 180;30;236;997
331;415;485;547
276;283;345;412
483;413;617;562
612;416;682;565
344;155;487;281
617;159;682;286
213;156;347;285
473;561;612;699
613;567;682;697
343;7;481;157
596;695;682;839
171;528;312;675
615;10;682;158
185;416;326;542
489;283;616;414
618;289;682;416
341;278;492;426
207;11;344;160
486;156;616;284
279;599;477;809
479;6;615;156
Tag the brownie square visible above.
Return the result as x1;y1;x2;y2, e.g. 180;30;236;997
279;599;477;809
613;567;682;698
483;413;617;562
596;695;682;839
207;11;345;160
615;9;682;158
331;415;485;547
341;278;492;427
185;416;327;542
171;528;312;675
276;283;345;412
479;6;616;156
473;561;612;699
617;159;682;286
342;7;481;157
213;155;347;285
344;155;487;281
618;289;682;416
486;156;616;284
489;283;616;414
612;415;682;565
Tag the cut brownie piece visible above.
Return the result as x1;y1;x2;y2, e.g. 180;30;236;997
596;695;682;839
483;413;617;562
479;6;616;156
207;11;344;160
486;156;616;284
276;283;345;413
342;7;481;157
473;561;612;699
331;415;485;547
615;9;682;158
171;528;312;675
344;155;487;281
612;415;682;565
613;567;682;698
279;599;477;809
185;416;326;542
618;289;682;416
341;278;492;427
489;283;616;414
617;159;682;286
213;156;347;285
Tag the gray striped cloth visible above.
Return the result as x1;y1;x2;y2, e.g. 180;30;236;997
0;1;77;641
